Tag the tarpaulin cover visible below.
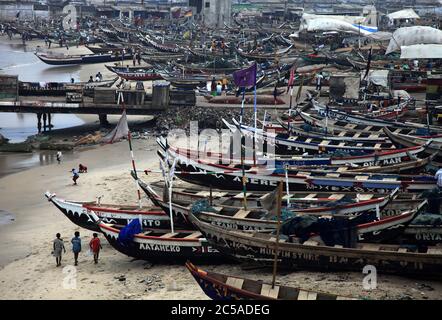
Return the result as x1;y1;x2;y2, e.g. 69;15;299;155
364;70;389;88
387;9;420;21
400;44;442;59
386;27;442;54
301;18;377;36
118;219;142;245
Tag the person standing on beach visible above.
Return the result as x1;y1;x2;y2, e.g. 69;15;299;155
71;232;81;266
71;168;80;185
52;233;66;267
89;233;102;264
56;151;62;164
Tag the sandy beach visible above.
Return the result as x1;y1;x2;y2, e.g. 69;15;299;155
1;134;442;300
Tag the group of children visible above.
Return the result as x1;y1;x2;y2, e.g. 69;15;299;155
56;151;88;185
52;232;102;267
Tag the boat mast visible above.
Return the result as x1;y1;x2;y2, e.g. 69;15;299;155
271;181;284;289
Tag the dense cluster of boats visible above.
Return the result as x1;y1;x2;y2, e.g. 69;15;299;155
10;8;440;300
45;91;442;299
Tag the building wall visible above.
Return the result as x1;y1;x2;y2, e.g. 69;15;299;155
202;0;231;28
0;3;49;21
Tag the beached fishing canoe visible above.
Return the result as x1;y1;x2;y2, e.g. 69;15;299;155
105;65;163;81
159;147;436;193
159;137;431;172
298;111;442;137
223;119;397;155
97;221;222;262
44;192;189;232
188;212;442;279
186;262;357;300
384;127;442;158
35;52;134;66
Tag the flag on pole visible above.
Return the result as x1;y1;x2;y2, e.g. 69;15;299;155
100;111;129;144
233;63;257;88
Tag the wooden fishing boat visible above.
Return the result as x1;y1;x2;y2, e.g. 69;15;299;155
236;45;295;62
205;95;286;105
384;127;442;158
390;70;428;93
186;262;357;300
97;221;222;262
159;137;431;173
193;201;426;243
35;52;82;65
311;100;411;128
188;212;442;279
299;111;442;137
223;119;397;155
143;35;180;53
142;175;400;217
35;52;134;66
105;65;163;81
44;192;190;232
137;177;425;218
159;147;437;193
19;78;118;97
402;225;442;246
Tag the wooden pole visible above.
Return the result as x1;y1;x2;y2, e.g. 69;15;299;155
271;181;284;289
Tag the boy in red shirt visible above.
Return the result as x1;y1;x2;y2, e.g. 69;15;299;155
89;233;102;264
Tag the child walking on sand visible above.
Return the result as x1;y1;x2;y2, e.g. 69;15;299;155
71;168;80;185
89;233;102;264
52;233;66;267
71;231;81;266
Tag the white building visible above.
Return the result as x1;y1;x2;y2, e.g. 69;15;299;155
189;0;231;28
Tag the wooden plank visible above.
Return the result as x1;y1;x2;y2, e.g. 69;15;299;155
361;244;381;251
355;176;369;181
184;232;202;239
303;240;320;246
160;232;178;239
427;248;442;255
305;193;317;199
234;193;253;199
307;292;318;300
233;209;251;219
358;194;373;201
397;248;408;253
195;191;211;197
260;283;280;299
212;192;228;197
226;277;244;289
328;194;345;200
297;290;309;300
325;173;340;178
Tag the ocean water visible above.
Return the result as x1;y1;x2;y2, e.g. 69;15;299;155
0;42;84;176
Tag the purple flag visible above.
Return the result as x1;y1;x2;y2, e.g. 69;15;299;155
233;63;257;88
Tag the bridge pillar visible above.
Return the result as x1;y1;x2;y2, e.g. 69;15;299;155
37;113;42;134
48;113;52;131
42;113;47;132
99;114;109;127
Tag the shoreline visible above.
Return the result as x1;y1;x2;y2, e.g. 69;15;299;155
0;136;442;299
